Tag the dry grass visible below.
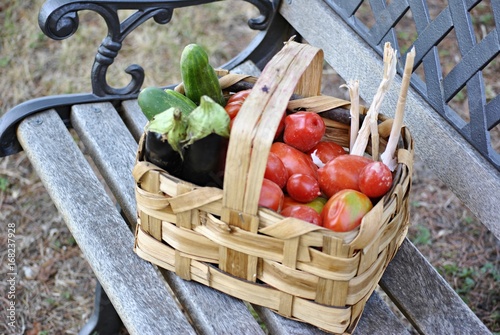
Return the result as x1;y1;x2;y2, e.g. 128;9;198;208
1;1;499;334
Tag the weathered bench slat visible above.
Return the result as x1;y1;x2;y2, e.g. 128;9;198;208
279;0;500;240
380;239;492;335
353;292;411;335
121;99;147;141
162;269;266;335
16;110;196;335
252;304;331;335
71;102;266;334
71;102;138;225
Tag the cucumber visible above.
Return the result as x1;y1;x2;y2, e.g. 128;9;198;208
137;86;196;120
180;44;225;106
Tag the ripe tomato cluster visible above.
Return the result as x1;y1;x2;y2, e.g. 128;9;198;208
224;90;394;233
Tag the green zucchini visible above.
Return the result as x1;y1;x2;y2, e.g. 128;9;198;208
164;89;197;112
137;86;196;120
180;44;225;106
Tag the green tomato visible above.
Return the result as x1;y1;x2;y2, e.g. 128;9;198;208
306;196;328;214
321;190;373;232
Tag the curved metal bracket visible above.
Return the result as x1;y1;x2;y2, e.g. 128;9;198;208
38;0;277;97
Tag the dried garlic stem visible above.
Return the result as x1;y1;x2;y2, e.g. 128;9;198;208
340;80;360;151
351;42;397;157
381;47;416;171
371;121;380;161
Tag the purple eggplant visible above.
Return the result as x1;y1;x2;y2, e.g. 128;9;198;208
144;130;184;177
179;96;230;187
180;134;228;187
142;96;230;187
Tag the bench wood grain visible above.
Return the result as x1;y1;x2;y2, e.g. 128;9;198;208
381;239;491;334
17;110;197;335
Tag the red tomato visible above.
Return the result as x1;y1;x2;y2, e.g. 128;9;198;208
359;161;393;198
270;142;318;179
281;205;322;226
227;89;251;105
283;112;326;152
321;189;373;232
308;140;347;167
225;101;243;119
225;89;251;120
283;195;302;211
274;111;287;140
259;178;285;212
318;155;372;198
286;173;321;203
264;152;288;189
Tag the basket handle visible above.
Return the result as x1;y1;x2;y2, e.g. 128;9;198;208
221;41;324;227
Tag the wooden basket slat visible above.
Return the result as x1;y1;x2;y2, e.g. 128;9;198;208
291;297;350;334
346;249;388;305
137;203;177;222
201;217;284;261
162;223;219;262
175;251;192;281
305;247;360;276
259;259;319;300
167;186;222;213
133;41;414;334
134;183;170;210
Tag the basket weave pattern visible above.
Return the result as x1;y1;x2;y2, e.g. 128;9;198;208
133;41;414;334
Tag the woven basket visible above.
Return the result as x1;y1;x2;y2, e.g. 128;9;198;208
133;41;414;334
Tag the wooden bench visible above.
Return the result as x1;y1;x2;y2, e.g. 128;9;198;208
0;0;497;334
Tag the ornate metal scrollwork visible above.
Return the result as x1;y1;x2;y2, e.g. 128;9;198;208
38;0;277;97
1;0;289;157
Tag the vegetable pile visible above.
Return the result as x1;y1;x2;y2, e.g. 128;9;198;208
138;44;229;187
138;43;415;234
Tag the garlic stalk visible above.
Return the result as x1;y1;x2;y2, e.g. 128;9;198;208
340;80;360;151
381;47;416;171
350;42;397;157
